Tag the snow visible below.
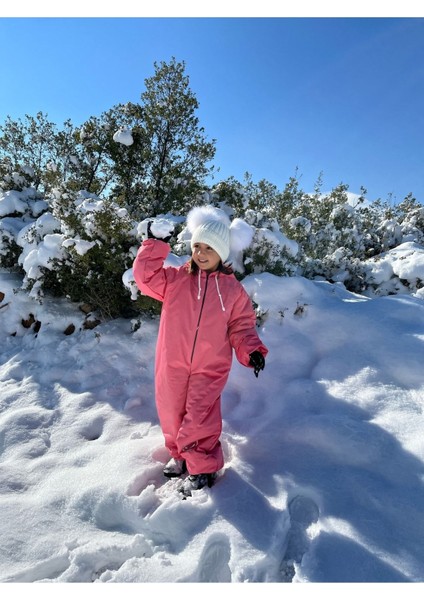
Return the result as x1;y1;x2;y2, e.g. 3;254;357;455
62;238;98;256
137;217;175;240
372;242;424;283
0;188;47;218
113;128;134;146
1;248;424;593
1;191;424;592
364;242;424;299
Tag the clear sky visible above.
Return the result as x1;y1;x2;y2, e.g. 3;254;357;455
0;14;423;203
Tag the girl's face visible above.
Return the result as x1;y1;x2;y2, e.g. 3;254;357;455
192;243;221;272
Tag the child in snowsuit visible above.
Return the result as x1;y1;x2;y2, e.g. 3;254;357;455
132;205;268;496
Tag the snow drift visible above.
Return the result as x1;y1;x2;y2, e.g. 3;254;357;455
1;265;424;584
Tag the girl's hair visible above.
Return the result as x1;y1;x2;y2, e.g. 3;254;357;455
188;258;233;275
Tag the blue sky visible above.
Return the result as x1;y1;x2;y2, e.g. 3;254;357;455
0;16;423;203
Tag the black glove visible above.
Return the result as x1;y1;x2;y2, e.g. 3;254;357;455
249;351;265;378
147;221;172;243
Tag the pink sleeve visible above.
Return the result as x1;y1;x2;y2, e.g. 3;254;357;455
228;287;269;367
132;239;173;302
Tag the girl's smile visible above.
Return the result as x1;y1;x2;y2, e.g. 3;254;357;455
192;242;221;272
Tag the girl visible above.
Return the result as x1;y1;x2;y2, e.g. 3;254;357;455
132;205;268;497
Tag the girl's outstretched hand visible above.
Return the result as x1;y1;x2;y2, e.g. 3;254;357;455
249;351;265;378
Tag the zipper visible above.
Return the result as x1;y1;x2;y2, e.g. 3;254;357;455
190;272;209;363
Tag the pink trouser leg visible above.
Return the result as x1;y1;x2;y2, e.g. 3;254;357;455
155;368;227;474
155;367;188;460
176;371;227;475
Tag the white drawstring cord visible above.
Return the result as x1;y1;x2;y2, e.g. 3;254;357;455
196;270;225;311
215;275;226;311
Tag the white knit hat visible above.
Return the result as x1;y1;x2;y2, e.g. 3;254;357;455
191;219;230;262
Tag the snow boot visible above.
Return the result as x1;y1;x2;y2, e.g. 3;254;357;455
163;458;187;478
179;472;217;497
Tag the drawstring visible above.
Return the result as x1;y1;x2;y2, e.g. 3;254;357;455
215;275;226;312
196;271;226;311
197;270;202;300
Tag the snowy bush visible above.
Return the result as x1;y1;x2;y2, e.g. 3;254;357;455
376;218;403;251
241;211;299;276
0;163;35;193
397;196;424;245
0;226;19;269
14;189;142;318
1;179;423;318
363;242;424;298
0;188;48;221
277;184;387;290
303;249;368;293
0;188;48;269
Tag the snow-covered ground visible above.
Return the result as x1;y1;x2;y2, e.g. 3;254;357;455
1;257;424;591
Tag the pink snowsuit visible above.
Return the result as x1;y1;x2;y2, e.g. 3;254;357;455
133;238;268;475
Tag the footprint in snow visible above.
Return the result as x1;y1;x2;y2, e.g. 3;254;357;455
181;533;232;583
279;495;319;582
78;416;104;441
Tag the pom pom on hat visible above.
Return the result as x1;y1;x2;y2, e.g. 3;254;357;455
228;217;254;272
186;205;231;232
229;217;254;254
